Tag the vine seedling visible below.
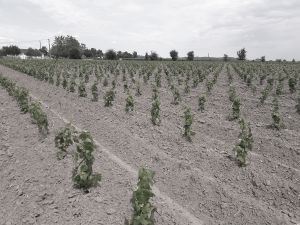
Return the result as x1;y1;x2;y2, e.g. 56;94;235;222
125;168;156;225
198;96;206;112
125;92;134;113
54;125;101;191
183;107;194;141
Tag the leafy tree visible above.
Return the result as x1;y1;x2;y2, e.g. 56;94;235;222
40;46;48;56
90;48;97;58
145;52;149;60
25;48;42;57
1;45;21;56
83;49;93;58
69;48;82;59
51;35;82;58
132;51;138;58
223;54;228;62
261;56;266;62
187;51;194;61
96;49;103;58
149;51;158;61
237;48;246;60
170;50;178;61
105;49;117;60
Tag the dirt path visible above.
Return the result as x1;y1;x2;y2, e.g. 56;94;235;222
0;64;299;225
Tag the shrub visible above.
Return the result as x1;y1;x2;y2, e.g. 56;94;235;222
125;168;156;225
62;76;68;89
206;80;213;94
230;98;240;120
276;81;283;95
54;126;101;190
15;87;29;113
78;82;87;97
72;131;101;190
91;82;98;101
104;89;115;107
272;97;284;129
29;102;49;135
84;73;89;83
172;88;181;105
151;98;160;125
152;86;159;101
54;124;76;159
103;77;108;87
56;74;60;87
233;118;253;166
183;107;193;141
135;82;142;96
69;79;76;92
296;96;300;114
125;92;134;112
198;96;206;112
155;73;161;87
288;77;297;93
229;86;236;102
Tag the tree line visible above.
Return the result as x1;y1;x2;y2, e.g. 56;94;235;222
0;35;295;62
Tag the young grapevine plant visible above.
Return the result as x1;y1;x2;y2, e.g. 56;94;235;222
125;168;156;225
183;107;194;141
54;125;101;191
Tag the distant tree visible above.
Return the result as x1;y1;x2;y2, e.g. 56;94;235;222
117;51;122;59
261;56;266;62
50;35;82;58
26;48;42;57
187;51;194;61
170;50;178;61
123;51;133;58
83;49;93;58
90;48;97;58
132;51;137;58
105;49;117;60
224;54;228;62
69;48;82;59
150;51;158;61
292;58;296;63
2;45;21;56
237;48;246;60
145;52;149;60
96;49;103;58
40;46;48;56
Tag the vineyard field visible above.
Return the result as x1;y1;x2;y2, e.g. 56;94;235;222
0;59;299;225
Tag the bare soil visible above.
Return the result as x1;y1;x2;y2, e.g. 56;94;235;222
0;64;299;225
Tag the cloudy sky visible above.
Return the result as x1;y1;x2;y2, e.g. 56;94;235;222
0;0;299;60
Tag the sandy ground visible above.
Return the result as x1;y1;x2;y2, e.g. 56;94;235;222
0;63;299;225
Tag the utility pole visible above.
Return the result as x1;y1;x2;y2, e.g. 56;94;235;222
48;39;51;58
39;40;41;49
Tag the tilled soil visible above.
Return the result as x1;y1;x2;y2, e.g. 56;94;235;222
0;63;299;225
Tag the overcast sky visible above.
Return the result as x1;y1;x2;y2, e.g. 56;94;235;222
0;0;299;60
